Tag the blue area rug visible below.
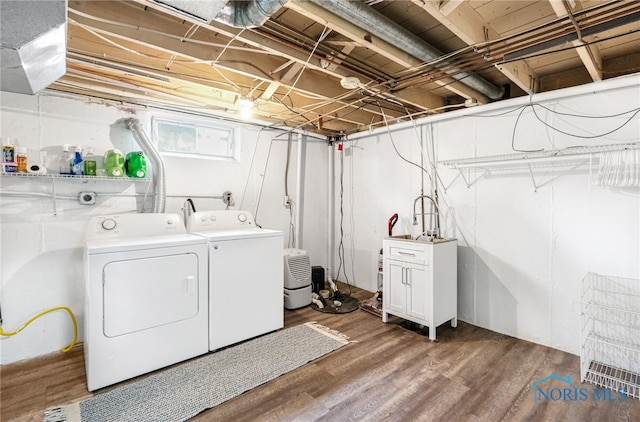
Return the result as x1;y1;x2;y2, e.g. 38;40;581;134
44;322;349;422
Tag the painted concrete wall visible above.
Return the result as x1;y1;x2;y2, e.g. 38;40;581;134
0;92;327;364
339;75;640;355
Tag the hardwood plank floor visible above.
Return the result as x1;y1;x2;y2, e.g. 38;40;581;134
2;283;639;421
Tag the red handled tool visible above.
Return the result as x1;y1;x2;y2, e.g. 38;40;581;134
388;213;398;236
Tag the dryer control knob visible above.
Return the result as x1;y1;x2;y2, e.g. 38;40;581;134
101;218;117;230
210;216;217;221
238;213;247;222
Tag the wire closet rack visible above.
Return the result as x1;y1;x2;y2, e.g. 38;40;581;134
581;272;640;399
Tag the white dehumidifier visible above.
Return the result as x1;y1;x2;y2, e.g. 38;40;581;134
283;248;312;309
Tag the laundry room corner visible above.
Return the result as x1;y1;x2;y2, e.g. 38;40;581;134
1;91;329;364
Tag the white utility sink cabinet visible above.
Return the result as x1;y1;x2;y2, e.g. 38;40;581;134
382;237;458;341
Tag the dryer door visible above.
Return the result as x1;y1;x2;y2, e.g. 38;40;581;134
103;253;199;337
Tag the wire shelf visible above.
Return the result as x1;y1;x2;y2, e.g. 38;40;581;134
581;272;640;399
1;172;150;182
438;142;640;169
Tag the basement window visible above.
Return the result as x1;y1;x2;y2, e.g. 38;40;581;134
152;117;240;161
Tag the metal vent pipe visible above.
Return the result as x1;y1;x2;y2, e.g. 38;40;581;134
225;0;289;28
307;0;504;100
0;0;67;95
126;118;166;213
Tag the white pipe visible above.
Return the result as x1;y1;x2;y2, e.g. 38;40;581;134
327;140;335;282
294;132;306;249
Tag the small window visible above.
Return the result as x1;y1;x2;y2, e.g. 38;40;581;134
152;117;240;160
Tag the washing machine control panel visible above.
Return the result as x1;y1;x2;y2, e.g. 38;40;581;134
85;213;187;240
186;210;254;232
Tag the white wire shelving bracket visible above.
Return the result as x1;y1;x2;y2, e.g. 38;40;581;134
436;142;640;192
1;173;152;216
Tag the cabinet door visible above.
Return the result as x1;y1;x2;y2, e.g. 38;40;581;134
407;264;429;322
385;259;406;316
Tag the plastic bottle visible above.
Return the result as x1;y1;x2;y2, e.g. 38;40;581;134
83;147;97;176
71;145;84;176
15;147;27;173
125;151;146;178
104;149;125;177
59;144;72;175
2;138;16;173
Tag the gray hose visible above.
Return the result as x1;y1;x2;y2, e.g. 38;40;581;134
126;118;166;213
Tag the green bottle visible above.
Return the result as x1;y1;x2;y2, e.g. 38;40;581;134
125;151;146;178
84;147;97;176
104;149;125;177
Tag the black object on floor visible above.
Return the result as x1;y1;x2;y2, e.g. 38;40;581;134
311;295;359;314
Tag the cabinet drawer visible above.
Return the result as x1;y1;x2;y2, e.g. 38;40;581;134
384;239;429;265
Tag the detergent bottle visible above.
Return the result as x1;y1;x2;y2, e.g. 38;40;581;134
83;147;97;176
125;151;146;178
104;149;125;177
71;145;84;176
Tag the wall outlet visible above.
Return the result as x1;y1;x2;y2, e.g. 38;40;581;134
78;191;96;205
283;195;291;208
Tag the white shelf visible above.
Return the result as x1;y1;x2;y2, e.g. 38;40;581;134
581;272;640;399
436;142;640;191
438;142;639;170
1;172;150;182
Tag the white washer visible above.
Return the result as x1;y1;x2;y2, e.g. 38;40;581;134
84;213;208;391
187;210;283;351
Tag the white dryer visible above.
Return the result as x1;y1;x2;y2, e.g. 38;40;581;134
84;213;208;391
187;210;283;351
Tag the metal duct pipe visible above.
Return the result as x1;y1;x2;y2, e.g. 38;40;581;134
155;0;287;28
0;0;67;95
307;0;504;100
126;118;166;213
218;0;289;28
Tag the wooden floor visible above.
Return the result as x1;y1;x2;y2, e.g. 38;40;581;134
2;284;640;422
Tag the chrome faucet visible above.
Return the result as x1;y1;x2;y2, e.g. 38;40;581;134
412;195;440;238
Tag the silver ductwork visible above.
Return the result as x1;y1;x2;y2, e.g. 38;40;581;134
126;118;166;213
0;0;67;95
224;0;289;28
308;0;504;100
155;0;288;28
153;0;228;23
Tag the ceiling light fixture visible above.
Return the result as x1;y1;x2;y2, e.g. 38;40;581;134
238;97;254;119
340;76;361;89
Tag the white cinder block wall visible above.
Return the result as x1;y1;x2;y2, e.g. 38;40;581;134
337;75;640;355
0;92;327;364
1;75;638;364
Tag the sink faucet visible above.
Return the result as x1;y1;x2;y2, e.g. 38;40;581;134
412;195;440;238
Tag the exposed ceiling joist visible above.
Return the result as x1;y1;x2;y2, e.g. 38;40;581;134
411;0;537;94
5;0;637;135
548;0;603;81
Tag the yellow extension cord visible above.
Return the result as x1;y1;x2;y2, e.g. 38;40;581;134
0;306;81;353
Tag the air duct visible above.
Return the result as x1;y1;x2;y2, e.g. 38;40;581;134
307;0;504;100
153;0;228;23
155;0;288;28
126;118;166;213
224;0;289;28
0;0;67;95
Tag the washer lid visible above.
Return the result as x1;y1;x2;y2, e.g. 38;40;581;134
191;228;282;241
